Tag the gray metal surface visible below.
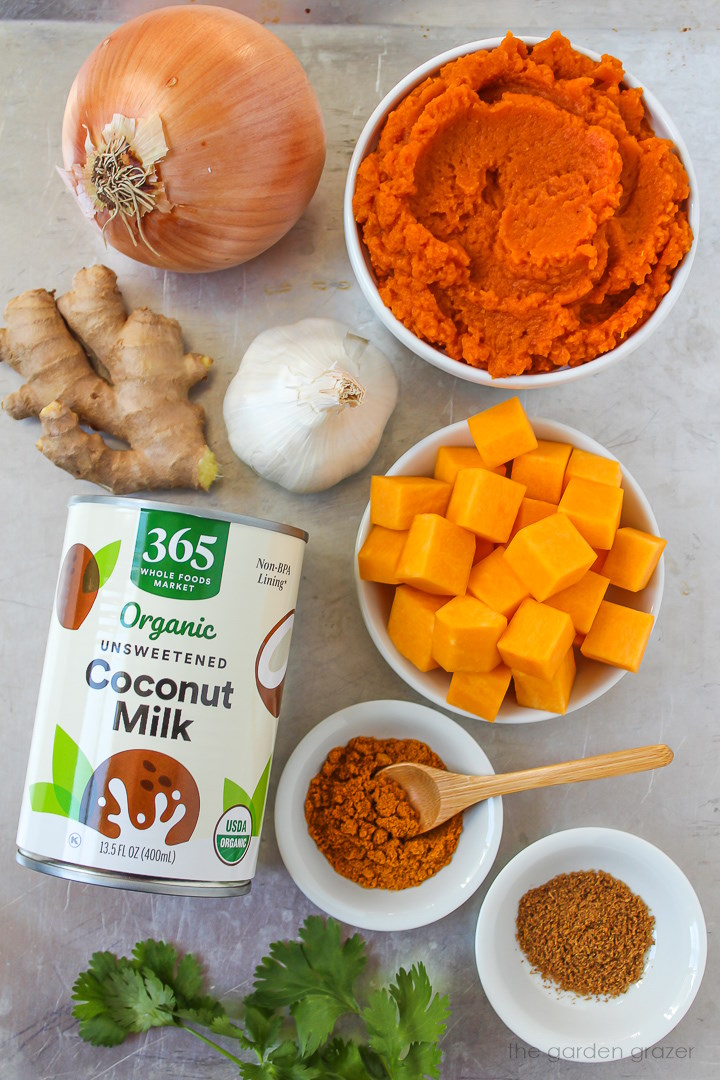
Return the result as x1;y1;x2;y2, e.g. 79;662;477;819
0;5;717;1079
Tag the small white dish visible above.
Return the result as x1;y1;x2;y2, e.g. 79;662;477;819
344;37;698;389
274;699;503;930
474;827;706;1061
354;418;664;724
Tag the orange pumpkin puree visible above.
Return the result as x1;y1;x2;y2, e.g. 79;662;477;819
353;32;693;377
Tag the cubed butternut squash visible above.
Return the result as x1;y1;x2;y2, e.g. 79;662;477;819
396;513;475;595
558;476;624;550
446;468;526;542
601;527;667;592
590;548;608;574
432;595;507;672
446;664;512;722
370;475;451;530
467;545;530;619
509;497;557;540
564;447;623;490
580;600;654;672
357;526;408;584
497;597;575;681
473;536;496;564
503;514;596;601
433;445;506;484
545;570;610;635
467;396;538;469
510;440;573;503
387;585;449;672
513;646;576;714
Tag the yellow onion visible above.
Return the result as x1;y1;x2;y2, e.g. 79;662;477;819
60;4;326;272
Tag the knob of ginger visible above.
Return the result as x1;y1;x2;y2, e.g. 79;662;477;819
0;265;217;493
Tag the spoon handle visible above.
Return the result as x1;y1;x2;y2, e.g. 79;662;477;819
471;744;673;802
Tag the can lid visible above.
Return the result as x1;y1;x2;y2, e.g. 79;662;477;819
68;495;309;543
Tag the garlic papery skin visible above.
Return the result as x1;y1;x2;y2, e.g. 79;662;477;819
223;318;398;493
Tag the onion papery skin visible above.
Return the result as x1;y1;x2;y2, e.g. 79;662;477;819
61;5;326;272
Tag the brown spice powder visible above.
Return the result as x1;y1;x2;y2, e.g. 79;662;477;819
516;869;655;997
304;736;463;889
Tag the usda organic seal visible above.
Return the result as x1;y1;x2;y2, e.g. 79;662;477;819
214;805;253;865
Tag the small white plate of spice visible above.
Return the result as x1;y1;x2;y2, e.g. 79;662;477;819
474;827;706;1061
274;699;503;930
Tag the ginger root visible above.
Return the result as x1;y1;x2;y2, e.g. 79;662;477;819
0;265;217;493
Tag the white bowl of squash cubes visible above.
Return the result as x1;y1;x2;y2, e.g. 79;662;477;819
354;398;665;723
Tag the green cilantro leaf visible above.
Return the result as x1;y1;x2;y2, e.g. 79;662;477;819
72;952;175;1046
399;1041;443;1080
291;993;349;1057
131;940;179;989
104;966;176;1032
209;1012;254;1047
389;965;449;1048
250;917;365;1012
362;964;449;1077
131;938;225;1029
242;1002;284;1055
320;1038;386;1079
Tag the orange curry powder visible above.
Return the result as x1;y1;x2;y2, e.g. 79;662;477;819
305;736;462;889
353;31;693;377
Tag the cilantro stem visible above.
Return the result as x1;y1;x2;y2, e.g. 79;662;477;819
180;1023;245;1067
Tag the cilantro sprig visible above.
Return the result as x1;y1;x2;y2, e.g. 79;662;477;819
72;916;450;1079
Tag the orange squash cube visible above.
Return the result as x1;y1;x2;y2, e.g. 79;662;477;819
447;468;526;542
433;445;506;484
370;475;451;530
467;546;530;619
564;447;623;490
503;514;596;601
580;600;654;672
357;526;408;584
432;595;507;672
473;536;496;564
510;440;573;503
509;497;556;540
396;514;475;596
601;527;667;592
387;585;449;672
467;397;538;469
498;598;575;681
558;476;624;550
446;664;512;722
545;570;610;635
513;646;576;714
590;548;608;574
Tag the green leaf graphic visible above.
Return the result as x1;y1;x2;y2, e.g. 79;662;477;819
223;778;252;816
251;755;273;837
94;540;121;589
29;782;72;817
52;725;94;818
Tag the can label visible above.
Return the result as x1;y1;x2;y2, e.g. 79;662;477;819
17;498;306;887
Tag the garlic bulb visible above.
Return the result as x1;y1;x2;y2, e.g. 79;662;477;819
223;319;398;493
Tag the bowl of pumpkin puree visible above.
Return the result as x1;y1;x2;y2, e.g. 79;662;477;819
344;32;697;386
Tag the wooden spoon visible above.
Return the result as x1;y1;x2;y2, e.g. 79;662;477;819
380;744;673;833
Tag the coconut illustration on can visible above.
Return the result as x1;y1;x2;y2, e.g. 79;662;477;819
56;537;121;629
56;543;100;629
79;749;200;846
255;610;295;718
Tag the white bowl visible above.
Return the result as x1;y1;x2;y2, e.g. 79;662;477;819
274;699;503;930
344;37;698;389
474;827;706;1060
354;418;664;724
